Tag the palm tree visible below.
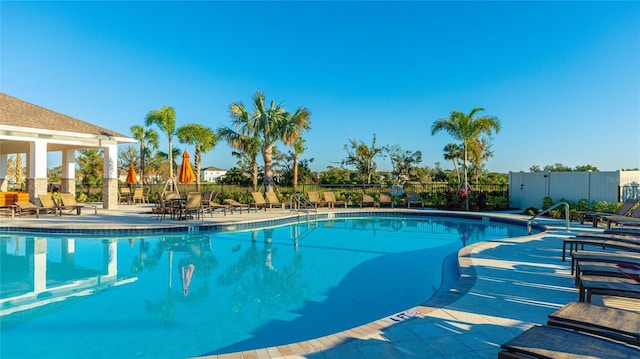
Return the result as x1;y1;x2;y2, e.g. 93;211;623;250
221;91;311;193
156;148;182;178
218;125;261;191
431;107;501;210
282;105;311;192
443;143;463;184
176;124;218;191
130;125;159;185
145;106;177;179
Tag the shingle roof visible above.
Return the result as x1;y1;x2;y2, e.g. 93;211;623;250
0;93;129;138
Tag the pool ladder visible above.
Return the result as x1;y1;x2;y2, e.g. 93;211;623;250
290;194;318;222
527;202;570;234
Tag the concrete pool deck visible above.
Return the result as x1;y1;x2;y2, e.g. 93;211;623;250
1;204;637;358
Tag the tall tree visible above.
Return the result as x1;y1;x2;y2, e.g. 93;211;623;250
145;106;177;179
431;107;501;210
130;125;159;185
443;143;463;184
218;127;261;191
287;138;307;191
385;145;422;184
282;108;312;192
176;123;219;190
342;134;384;184
220;91;311;193
77;149;104;191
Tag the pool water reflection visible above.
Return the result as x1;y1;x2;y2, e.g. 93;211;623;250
0;216;528;358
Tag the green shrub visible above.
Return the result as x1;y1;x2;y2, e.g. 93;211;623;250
542;196;553;210
76;193;88;202
524;207;538;215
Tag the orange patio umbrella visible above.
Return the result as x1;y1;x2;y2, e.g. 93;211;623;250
181;263;195;296
178;150;195;184
125;163;137;184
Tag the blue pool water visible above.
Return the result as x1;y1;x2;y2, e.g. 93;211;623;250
0;215;529;358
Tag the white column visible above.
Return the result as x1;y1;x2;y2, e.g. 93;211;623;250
28;139;48;202
61;149;76;194
0;154;7;191
102;144;118;209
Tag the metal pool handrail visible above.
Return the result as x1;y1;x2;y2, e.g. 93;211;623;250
527;202;570;234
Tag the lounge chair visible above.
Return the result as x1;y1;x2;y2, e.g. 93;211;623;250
251;192;270;211
499;325;640;358
15;201;57;218
360;194;376;208
58;193;97;215
547;302;640;346
323;192;346;209
202;191;230;216
307;192;326;208
379;192;393;208
37;194;61;216
265;192;286;210
604;206;640;229
406;191;424;208
223;198;254;214
578;274;640;302
569;250;640;275
562;235;640;261
578;199;638;227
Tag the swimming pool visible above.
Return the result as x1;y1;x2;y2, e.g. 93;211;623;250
0;214;531;358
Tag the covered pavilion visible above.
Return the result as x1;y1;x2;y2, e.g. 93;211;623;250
0;93;136;209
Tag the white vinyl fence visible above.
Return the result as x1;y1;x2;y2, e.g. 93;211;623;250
509;170;640;209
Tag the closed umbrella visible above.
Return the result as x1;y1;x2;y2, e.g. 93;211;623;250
178;150;195;184
125;163;137;184
181;263;195;296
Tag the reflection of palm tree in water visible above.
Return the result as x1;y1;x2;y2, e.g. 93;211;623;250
443;221;487;246
217;228;306;317
131;239;162;273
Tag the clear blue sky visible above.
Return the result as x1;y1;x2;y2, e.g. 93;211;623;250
2;1;639;173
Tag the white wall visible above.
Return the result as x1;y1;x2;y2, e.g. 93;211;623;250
509;170;640;209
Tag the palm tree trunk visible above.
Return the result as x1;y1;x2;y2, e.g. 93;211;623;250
463;143;469;211
140;142;146;186
251;160;258;192
168;137;174;179
195;148;201;191
293;153;299;192
263;145;274;193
